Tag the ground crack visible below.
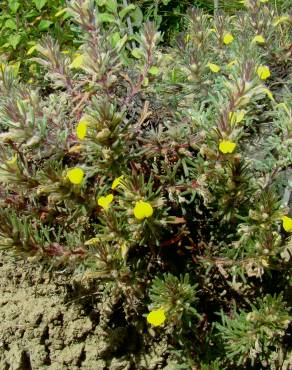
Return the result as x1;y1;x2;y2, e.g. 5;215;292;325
76;345;86;367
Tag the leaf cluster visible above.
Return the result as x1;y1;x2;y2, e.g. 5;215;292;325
0;0;292;368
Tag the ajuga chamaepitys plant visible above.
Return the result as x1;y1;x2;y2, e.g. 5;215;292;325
0;0;291;368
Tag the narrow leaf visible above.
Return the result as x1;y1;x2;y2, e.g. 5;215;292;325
119;4;136;20
98;13;116;23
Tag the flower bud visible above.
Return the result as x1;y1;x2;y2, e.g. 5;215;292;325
96;128;111;141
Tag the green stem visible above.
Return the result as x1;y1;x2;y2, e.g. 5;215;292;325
214;0;219;16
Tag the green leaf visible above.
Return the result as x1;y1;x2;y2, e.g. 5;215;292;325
162;0;171;4
8;0;20;13
130;6;143;26
33;0;47;11
24;10;38;18
131;48;142;59
10;61;20;76
27;45;37;55
110;32;120;47
8;34;21;49
119;4;135;20
5;19;17;30
148;66;159;76
69;54;85;69
61;11;72;20
116;34;127;51
38;20;53;31
96;0;107;5
119;50;130;67
171;68;179;83
98;13;116;23
55;8;67;17
105;0;117;13
142;77;149;87
155;14;162;26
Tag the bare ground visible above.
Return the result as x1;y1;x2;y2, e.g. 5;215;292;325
0;252;175;370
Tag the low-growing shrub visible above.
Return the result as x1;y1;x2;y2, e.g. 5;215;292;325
0;0;291;368
0;0;75;79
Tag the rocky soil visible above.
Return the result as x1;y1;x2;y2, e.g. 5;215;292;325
0;252;176;370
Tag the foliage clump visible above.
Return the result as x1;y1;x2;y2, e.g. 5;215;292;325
0;0;292;368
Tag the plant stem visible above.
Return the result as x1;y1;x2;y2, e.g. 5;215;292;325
214;0;219;16
123;0;136;49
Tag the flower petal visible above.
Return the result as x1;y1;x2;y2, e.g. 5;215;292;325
69;54;85;69
111;175;124;190
252;35;265;44
219;140;236;154
207;62;220;73
133;201;153;220
257;65;271;80
227;59;238;68
282;216;292;232
67;167;84;185
223;33;234;45
76;120;87;140
147;309;166;326
98;194;114;211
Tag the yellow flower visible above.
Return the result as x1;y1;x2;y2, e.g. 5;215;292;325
257;65;271;80
273;16;289;27
223;33;234;45
68;144;83;153
120;243;128;259
229;110;245;125
98;194;114;211
252;35;265;44
67;167;84;185
84;237;100;245
219;140;236;154
147;309;166;327
227;60;238;68
261;257;269;267
69;54;85;69
282;216;292;232
207;62;220;73
111;175;124;190
133;200;153;220
6;154;18;165
76;120;87;140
